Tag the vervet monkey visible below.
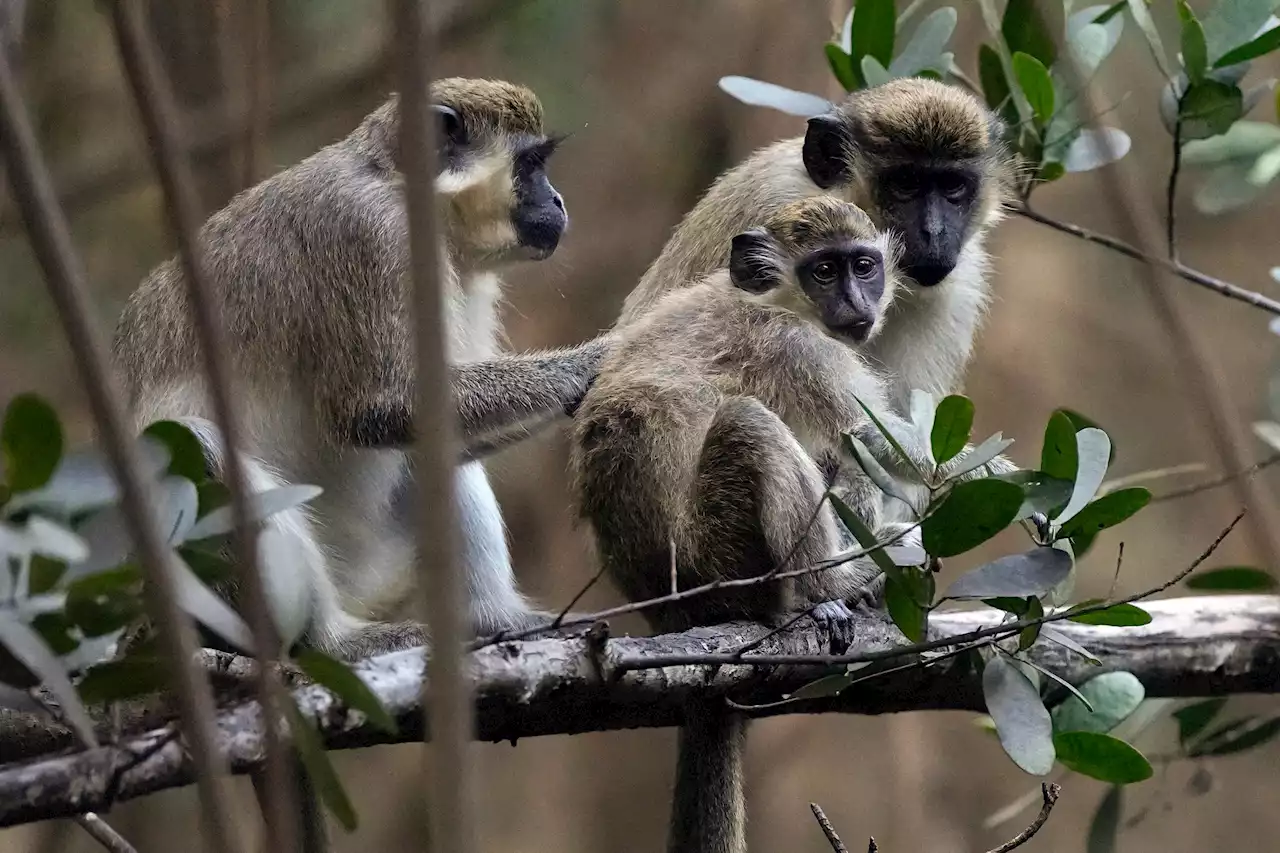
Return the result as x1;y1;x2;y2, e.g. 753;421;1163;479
113;78;605;658
572;198;997;853
617;77;1018;415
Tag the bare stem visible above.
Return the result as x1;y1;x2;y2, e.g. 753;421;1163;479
1153;453;1280;503
74;814;140;853
809;803;850;853
985;783;1061;853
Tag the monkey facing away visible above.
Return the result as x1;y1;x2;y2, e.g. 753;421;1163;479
113;78;604;658
572;197;1003;853
617;77;1019;416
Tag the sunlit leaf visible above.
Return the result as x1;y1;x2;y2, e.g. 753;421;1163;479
1202;0;1279;63
861;55;893;88
295;649;398;735
258;527;315;650
890;7;959;77
284;701;358;831
71;476;199;578
930;395;973;465
1051;672;1145;734
1064;127;1132;171
922;479;1023;558
1054;428;1111;526
983;654;1056;775
1173;697;1228;745
0;612;97;747
943;548;1072;600
1186;565;1278;591
1055;731;1153;783
943;433;1015;479
1087;785;1122;853
1066;602;1153;626
1002;470;1074;521
186;484;323;541
6;439;170;517
844;433;915;509
717;76;833;118
171;553;253;652
1195;159;1271;212
21;517;89;563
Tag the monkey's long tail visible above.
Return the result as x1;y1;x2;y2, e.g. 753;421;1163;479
668;700;748;853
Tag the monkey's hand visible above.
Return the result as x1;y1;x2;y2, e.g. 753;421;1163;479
562;334;615;418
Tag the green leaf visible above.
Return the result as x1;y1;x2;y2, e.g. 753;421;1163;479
28;554;66;595
1018;596;1045;650
1040;625;1101;663
1173;697;1228;745
843;433;915;509
978;43;1014;116
1093;3;1128;25
1038;161;1067;182
860;55;893;88
178;545;237;586
1056;488;1151;542
983;654;1056;775
1202;0;1279;63
943;433;1015;479
1055;428;1112;526
829;492;897;577
1180;79;1245;140
853;397;924;483
786;673;854;701
1087;786;1122;853
65;565;144;637
1040;412;1079;484
295;649;398;736
1051;671;1146;734
0;612;97;747
1179;1;1209;84
885;574;928;642
1011;52;1055;125
890;7;959;78
31;612;79;656
186;484;323;541
2;393;63;493
922;479;1024;558
1003;470;1074;521
1055;731;1153;783
284;701;358;831
1218;25;1280;67
76;657;170;704
1002;0;1058;67
1190;714;1280;756
851;0;896;72
717;77;833;118
931;395;974;465
1126;0;1173;79
142;420;208;485
1186;565;1278;591
1059;408;1116;464
1067;602;1153;626
825;43;859;91
943;547;1072;600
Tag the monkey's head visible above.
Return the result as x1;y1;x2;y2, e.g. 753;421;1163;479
427;78;567;263
802;78;1016;289
729;197;901;344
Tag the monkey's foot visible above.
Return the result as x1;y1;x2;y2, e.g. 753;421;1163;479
810;598;860;651
850;572;888;611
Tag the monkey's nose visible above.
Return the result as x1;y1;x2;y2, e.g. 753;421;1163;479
904;260;954;287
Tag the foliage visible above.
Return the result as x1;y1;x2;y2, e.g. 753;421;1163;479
0;392;388;830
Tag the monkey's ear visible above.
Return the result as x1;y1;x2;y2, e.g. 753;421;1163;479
803;114;853;189
729;230;784;294
433;104;467;146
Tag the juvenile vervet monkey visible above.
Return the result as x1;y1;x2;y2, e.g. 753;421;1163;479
572;198;995;853
113;78;604;658
617;77;1019;415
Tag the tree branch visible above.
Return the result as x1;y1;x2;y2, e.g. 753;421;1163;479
0;595;1274;828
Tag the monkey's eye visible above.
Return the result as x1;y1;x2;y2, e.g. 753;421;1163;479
852;255;878;278
888;172;920;200
939;174;970;202
811;261;839;284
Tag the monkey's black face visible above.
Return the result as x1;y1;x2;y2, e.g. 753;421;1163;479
511;137;567;259
797;243;886;342
875;164;978;288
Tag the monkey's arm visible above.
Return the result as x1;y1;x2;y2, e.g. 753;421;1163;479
453;335;612;461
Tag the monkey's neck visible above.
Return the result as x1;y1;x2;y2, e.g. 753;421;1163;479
447;269;506;361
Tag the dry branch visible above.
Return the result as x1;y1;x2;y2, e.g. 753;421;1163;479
0;595;1275;828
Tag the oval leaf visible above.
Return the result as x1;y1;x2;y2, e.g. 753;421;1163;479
1054;428;1112;526
1180;79;1245;140
890;7;959;77
1054;731;1154;784
143;420;209;484
843;433;915;509
295;649;398;735
0;613;97;747
983;654;1056;775
171;553;253;652
1179;1;1209;84
717;76;833;118
1004;470;1075;521
825;43;859;91
1127;0;1173;79
1067;602;1153;626
885;572;928;642
187;484;324;542
1186;565;1278;591
931;395;974;465
1202;0;1279;63
1002;0;1058;67
1051;671;1146;734
1011;52;1055;124
258;527;315;650
851;0;896;70
922;479;1024;558
943;547;1072;600
1056;488;1151;542
1064;127;1132;172
786;672;854;701
829;492;897;577
1183;120;1280;164
860;55;892;88
1040;411;1079;483
2;393;63;493
978;43;1013;114
942;433;1015;479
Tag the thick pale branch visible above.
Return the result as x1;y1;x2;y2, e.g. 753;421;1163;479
0;595;1275;827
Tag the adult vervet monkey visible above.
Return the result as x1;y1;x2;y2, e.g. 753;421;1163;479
113;78;605;658
618;77;1018;414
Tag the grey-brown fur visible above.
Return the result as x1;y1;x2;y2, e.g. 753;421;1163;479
617;77;1018;416
112;78;605;663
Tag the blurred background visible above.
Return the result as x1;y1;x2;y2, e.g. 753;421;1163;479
2;1;1279;851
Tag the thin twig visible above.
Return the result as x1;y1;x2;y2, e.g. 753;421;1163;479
74;814;139;853
106;4;298;851
615;509;1243;670
1015;206;1280;315
1167;121;1183;262
809;803;849;853
392;4;474;853
984;783;1061;853
0;33;239;853
1109;542;1124;600
1153;453;1280;503
550;563;608;629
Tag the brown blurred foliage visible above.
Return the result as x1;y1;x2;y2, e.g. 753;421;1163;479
1;1;1278;851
